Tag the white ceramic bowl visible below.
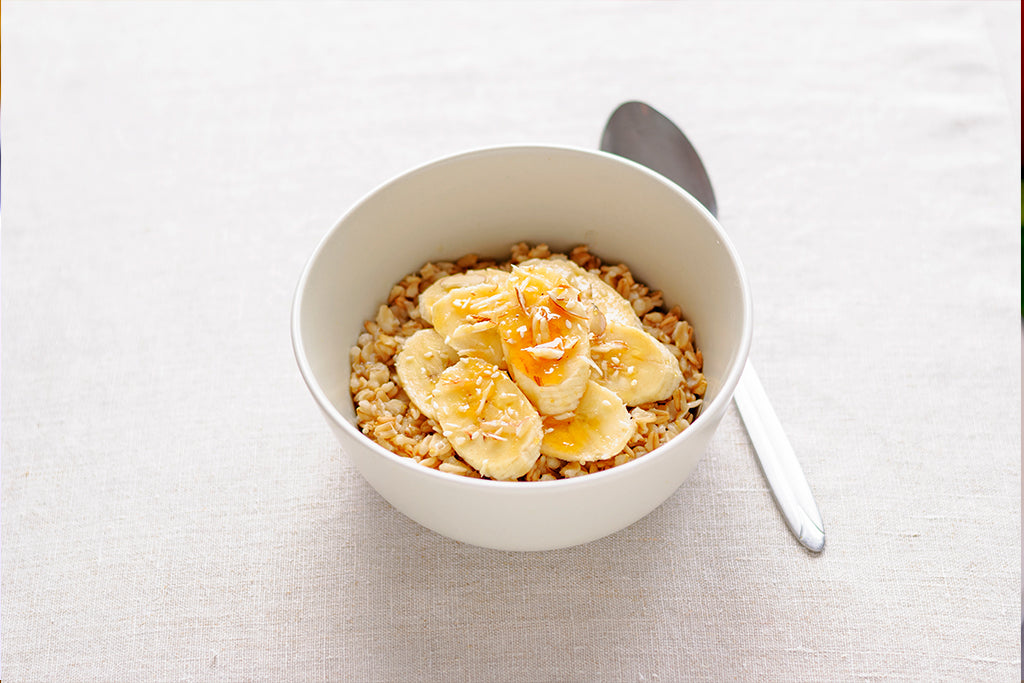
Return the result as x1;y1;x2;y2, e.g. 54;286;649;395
292;145;751;551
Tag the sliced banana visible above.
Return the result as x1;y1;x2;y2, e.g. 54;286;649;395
523;257;642;329
404;257;683;474
394;328;460;420
590;321;683;406
541;381;635;463
431;357;543;481
498;262;591;416
428;278;512;368
419;269;509;324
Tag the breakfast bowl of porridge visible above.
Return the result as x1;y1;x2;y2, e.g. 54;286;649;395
291;146;751;551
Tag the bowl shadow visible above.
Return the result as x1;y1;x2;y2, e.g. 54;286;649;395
268;421;839;681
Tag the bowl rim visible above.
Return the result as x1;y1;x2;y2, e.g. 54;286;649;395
291;143;752;491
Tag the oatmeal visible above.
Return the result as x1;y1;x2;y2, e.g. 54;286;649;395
349;243;707;481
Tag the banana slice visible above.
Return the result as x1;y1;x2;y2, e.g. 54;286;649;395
522;258;642;330
541;381;635;463
590;321;683;406
419;269;509;324
394;328;460;420
427;278;512;368
498;262;591;416
431;357;543;481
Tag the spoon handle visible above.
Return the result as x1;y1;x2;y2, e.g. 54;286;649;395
732;360;825;552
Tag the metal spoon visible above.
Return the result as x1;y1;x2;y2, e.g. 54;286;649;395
601;101;825;553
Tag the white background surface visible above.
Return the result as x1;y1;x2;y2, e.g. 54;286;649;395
2;2;1020;680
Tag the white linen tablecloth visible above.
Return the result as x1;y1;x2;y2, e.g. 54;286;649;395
2;2;1020;680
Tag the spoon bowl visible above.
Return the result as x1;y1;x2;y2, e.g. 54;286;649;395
601;101;718;217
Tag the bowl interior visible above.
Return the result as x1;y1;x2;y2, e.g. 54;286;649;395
294;146;750;447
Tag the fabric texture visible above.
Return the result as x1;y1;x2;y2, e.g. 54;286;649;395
2;2;1020;680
